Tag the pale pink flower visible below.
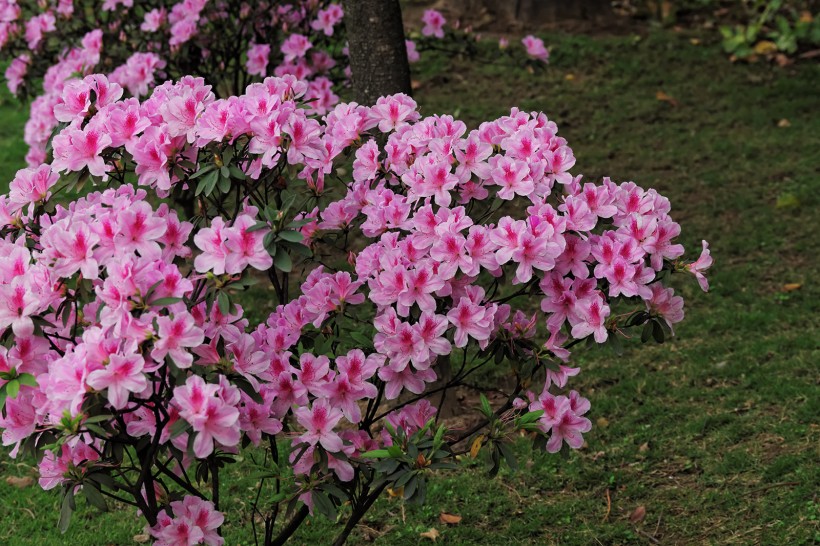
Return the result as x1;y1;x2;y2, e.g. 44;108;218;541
86;353;147;409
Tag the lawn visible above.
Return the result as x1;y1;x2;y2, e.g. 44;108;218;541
1;28;818;545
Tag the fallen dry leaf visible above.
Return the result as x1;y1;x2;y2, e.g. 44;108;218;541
410;80;423;91
798;49;820;60
596;417;609;428
386;486;404;498
774;54;792;67
777;118;791;128
655;90;678;107
690;38;701;45
565;73;576;81
783;283;802;292
629;505;647;524
439;512;462;525
5;476;34;488
132;534;150;544
799;11;813;23
420;528;441;541
753;40;778;56
638;442;650;453
469;435;484;459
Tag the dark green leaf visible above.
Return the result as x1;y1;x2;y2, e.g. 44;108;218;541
58;489;74;533
277;230;303;243
361;449;391;459
246;222;270;233
479;393;492;418
312;490;337;521
195;170;219;197
217;291;232;316
148;297;183;307
273;250;292;273
218;172;231;193
498;442;518;472
189;165;216;180
169;419;192;439
83;483;108;512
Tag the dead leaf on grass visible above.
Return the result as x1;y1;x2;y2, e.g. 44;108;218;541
420;528;441;541
782;283;802;292
469;435;484;458
753;40;778;56
777;118;791;128
439;512;462;525
629;505;647;524
639;442;650;453
5;476;33;488
132;534;150;543
655;90;678;107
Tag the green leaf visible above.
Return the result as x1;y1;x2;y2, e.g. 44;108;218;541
189;165;216;180
58;489;74;533
479;393;492;418
217;291;232;316
273;250;292;273
518;410;544;425
169;419;192;439
83;483;108;512
17;373;38;388
349;330;372;348
312;490;337;521
228;165;246;180
246;222;270;233
652;320;665;344
148;297;183;307
641;322;653;343
6;379;20;399
195;170;219;197
277;230;303;243
498;442;518;472
217;173;231;194
87;472;116;490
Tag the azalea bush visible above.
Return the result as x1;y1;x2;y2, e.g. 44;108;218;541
0;0;548;168
0;70;711;545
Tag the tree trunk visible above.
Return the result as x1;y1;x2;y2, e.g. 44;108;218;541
342;0;412;105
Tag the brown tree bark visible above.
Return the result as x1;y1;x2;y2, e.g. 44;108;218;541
342;0;413;105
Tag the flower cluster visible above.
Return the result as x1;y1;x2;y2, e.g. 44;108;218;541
0;74;710;541
1;2;548;172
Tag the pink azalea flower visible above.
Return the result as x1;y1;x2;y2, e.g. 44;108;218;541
522;35;549;63
447;296;493;348
421;9;446;38
152;313;205;368
86;353;147;409
246;43;270;77
294;399;344;452
569;295;610;343
224;214;273;274
51;124;112;179
686;240;712;292
8;164;58;210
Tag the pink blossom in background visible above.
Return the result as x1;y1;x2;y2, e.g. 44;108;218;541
4;54;28;95
522;35;549;62
406;39;420;63
422;9;446;39
246;43;271;77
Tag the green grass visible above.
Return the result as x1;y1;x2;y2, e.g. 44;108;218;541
1;29;819;545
